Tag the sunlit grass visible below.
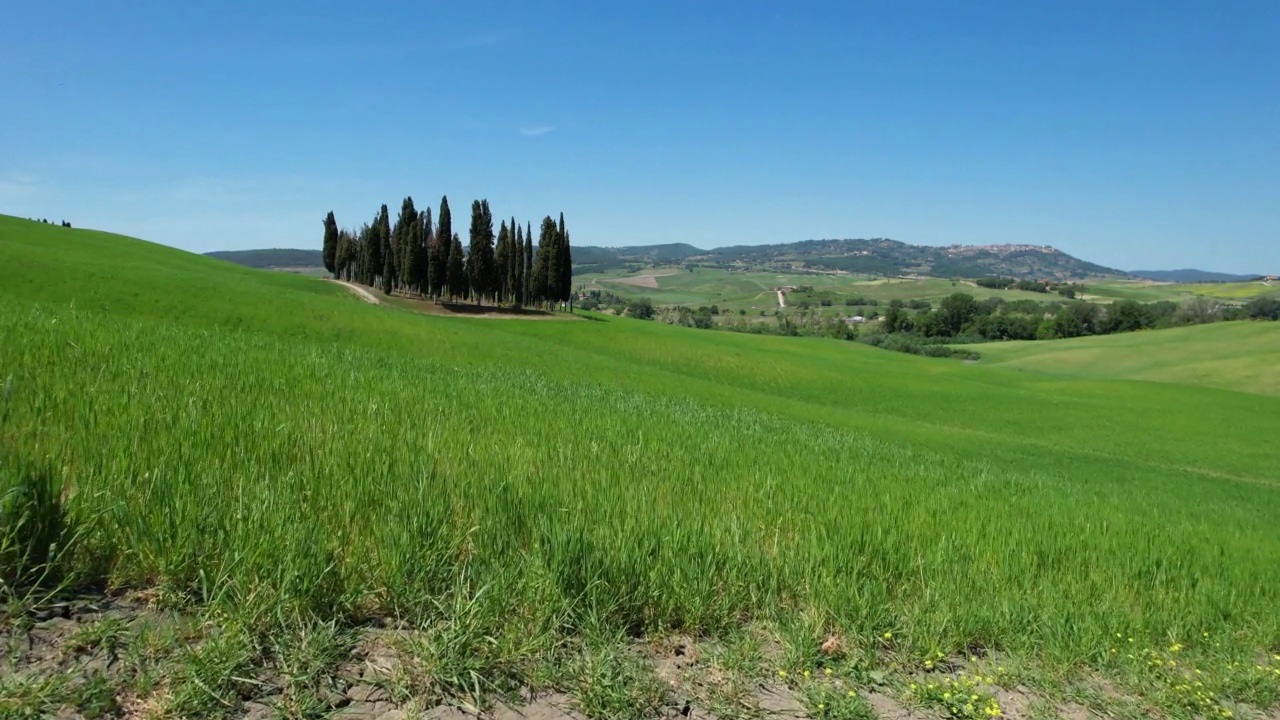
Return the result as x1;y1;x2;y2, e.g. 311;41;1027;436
2;215;1278;713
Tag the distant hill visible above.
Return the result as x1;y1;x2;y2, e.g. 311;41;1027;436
575;238;1122;280
211;238;1136;282
1128;269;1260;283
206;248;324;269
573;243;703;272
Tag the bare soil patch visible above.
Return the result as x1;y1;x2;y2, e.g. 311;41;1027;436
604;275;662;289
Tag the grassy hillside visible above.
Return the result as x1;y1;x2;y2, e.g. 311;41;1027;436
1087;277;1280;303
958;321;1280;396
3;214;1279;717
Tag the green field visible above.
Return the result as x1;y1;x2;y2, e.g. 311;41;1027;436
1086;278;1280;304
3;215;1279;718
959;322;1280;396
580;267;1064;312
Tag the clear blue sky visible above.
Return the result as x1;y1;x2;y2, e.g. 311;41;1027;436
2;1;1276;273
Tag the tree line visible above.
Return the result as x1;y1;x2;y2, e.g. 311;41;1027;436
320;196;573;309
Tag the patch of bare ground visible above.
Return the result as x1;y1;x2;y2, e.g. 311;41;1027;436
603;275;663;288
862;691;931;719
7;605;1279;720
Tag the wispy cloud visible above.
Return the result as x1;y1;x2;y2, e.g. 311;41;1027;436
519;125;554;137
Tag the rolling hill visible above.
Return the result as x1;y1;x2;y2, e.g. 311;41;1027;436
575;237;1124;279
4;213;1279;719
206;247;324;269
1128;268;1260;283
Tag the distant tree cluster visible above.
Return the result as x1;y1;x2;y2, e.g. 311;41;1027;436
29;218;72;228
868;291;1279;346
322;197;572;309
974;277;1086;297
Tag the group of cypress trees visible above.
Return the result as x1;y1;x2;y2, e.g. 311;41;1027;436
321;196;573;309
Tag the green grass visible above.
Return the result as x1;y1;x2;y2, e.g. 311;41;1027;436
957;321;1280;397
1087;278;1280;303
2;215;1279;714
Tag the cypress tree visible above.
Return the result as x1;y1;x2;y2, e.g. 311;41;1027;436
366;208;384;287
358;221;376;286
467;200;496;304
513;224;524;308
524;222;534;306
504;213;514;301
532;216;556;307
557;213;573;306
392;197;417;291
447;232;467;301
494;221;510;305
336;229;354;280
378;204;393;295
417;208;433;295
322;211;338;277
430;196;452;300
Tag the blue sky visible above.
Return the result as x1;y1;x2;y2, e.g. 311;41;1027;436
2;1;1276;273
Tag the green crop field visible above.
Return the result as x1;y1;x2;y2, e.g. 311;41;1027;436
3;215;1279;718
580;267;1071;312
1086;278;1280;304
958;322;1280;397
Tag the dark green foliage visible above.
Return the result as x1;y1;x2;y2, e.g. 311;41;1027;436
1245;297;1280;320
447;233;467;300
557;213;573;305
430;196;452;299
531;216;556;306
883;305;908;333
937;293;979;336
413;208;432;294
507;216;519;305
392;197;418;292
626;297;655;319
378;205;393;295
468;200;495;303
495;221;511;304
366;208;386;288
524;222;534;306
1104;299;1155;334
321;211;338;276
335;229;356;280
513;224;525;308
356;223;374;285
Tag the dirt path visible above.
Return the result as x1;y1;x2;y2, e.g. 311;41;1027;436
331;279;382;305
777;289;786;308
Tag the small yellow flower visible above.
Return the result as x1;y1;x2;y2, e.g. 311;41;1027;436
882;631;893;640
847;690;855;697
803;669;811;679
824;667;833;677
778;670;787;678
